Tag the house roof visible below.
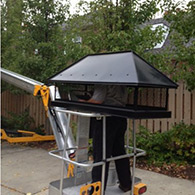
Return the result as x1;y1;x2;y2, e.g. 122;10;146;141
48;51;178;88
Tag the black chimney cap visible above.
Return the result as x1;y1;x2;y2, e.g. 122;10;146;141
48;51;178;88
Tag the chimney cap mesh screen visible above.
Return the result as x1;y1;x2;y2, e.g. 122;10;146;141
57;84;168;110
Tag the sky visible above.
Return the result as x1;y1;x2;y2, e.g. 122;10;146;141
69;0;91;14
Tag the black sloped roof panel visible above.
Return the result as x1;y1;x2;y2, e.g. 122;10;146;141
48;51;178;88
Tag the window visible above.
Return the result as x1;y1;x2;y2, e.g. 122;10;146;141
151;23;169;49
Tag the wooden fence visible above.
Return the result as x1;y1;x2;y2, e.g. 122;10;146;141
1;91;52;134
1;81;195;134
132;81;195;132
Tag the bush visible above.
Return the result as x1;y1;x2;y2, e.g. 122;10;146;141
168;123;195;164
135;123;195;165
1;108;45;135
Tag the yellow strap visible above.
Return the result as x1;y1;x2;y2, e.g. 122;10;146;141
67;158;75;178
34;85;50;114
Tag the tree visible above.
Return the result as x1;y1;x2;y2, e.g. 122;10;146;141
2;0;193;90
64;0;194;91
164;1;195;91
1;0;70;82
64;0;170;60
1;0;24;71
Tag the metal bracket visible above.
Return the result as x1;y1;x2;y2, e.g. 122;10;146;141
34;85;50;113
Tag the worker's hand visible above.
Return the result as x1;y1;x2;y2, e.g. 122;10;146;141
79;98;102;104
79;99;86;102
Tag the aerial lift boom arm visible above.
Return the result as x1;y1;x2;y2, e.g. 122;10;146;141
1;68;76;156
